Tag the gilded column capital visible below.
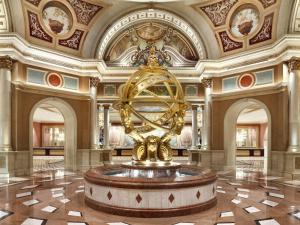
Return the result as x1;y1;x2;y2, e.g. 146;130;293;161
201;78;212;88
191;105;199;111
90;77;101;88
0;56;13;70
103;104;110;109
288;57;300;73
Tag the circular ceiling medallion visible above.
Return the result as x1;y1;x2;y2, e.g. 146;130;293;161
239;73;255;89
42;2;72;35
46;72;63;88
230;5;259;38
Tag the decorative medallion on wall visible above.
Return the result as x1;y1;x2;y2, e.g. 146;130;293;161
230;6;260;38
218;31;243;52
28;11;53;42
249;13;273;45
26;0;42;7
58;29;84;50
46;72;63;88
200;0;238;27
67;0;102;25
238;73;255;88
42;2;73;35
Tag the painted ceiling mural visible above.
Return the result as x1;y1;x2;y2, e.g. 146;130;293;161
194;0;279;55
23;0;104;54
105;22;199;67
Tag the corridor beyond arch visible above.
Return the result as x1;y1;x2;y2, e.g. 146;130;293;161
224;98;272;174
29;97;77;173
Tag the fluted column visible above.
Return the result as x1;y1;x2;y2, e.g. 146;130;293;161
190;105;198;149
90;77;100;149
201;78;212;150
0;56;13;151
103;104;110;149
288;58;300;152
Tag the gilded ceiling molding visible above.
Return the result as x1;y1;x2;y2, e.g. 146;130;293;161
27;11;53;43
25;0;41;7
218;31;243;52
288;57;300;73
97;9;206;60
249;14;273;45
258;0;276;8
58;29;84;50
201;78;212;88
0;55;13;69
67;0;102;25
199;0;238;27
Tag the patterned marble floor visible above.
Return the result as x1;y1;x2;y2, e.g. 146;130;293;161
0;168;299;225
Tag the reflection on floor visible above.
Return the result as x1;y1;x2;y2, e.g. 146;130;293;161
33;156;64;172
0;166;300;225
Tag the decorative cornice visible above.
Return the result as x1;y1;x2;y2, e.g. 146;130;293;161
0;56;13;69
202;78;212;88
90;77;101;87
288;57;300;73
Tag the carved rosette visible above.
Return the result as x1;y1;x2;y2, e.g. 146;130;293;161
202;78;213;88
90;77;101;88
288;58;300;73
0;56;13;70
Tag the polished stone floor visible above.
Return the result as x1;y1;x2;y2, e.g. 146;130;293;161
0;168;299;225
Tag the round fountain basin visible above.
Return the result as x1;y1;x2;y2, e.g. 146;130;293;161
84;163;217;217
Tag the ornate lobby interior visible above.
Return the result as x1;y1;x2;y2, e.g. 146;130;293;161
0;0;300;224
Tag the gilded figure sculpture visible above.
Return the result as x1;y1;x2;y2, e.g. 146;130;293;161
114;46;188;164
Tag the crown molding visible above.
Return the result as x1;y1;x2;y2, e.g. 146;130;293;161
0;33;300;82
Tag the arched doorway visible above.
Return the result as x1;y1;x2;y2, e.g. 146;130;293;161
224;99;271;175
29;98;77;173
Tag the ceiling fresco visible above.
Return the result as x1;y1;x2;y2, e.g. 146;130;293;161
194;0;279;55
105;22;199;67
23;0;104;54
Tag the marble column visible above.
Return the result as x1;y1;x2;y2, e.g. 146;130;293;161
190;105;198;149
0;56;13;151
90;77;100;149
199;105;204;147
288;58;300;152
201;78;212;150
103;104;110;149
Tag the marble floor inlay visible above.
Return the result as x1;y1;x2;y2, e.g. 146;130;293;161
0;169;299;224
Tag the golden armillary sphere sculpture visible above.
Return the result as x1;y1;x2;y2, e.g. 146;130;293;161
114;46;188;164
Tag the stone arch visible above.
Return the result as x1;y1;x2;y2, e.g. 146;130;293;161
96;9;207;60
224;98;271;174
29;97;77;172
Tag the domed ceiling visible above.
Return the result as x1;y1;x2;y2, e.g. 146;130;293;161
6;0;290;62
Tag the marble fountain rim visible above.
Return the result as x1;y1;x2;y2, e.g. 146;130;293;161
84;164;217;189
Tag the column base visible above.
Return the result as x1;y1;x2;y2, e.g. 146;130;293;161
284;151;300;179
0;151;30;177
188;150;212;167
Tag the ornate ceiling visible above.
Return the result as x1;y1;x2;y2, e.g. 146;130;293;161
193;0;280;54
0;0;296;64
23;0;105;55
